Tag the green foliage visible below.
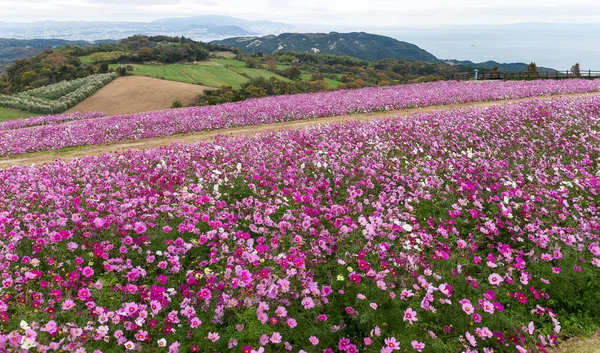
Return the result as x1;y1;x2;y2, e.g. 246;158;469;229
99;62;109;73
171;99;183;108
83;51;129;63
528;62;538;73
280;66;302;80
571;63;581;78
115;66;128;76
0;51;93;94
195;76;333;106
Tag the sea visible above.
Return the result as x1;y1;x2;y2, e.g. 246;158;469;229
378;23;600;71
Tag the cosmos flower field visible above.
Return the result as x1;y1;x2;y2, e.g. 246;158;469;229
1;79;600;157
1;92;599;353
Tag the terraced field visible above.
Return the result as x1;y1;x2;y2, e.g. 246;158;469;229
109;63;249;89
109;58;339;89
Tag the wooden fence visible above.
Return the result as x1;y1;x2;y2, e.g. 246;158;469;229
453;70;600;81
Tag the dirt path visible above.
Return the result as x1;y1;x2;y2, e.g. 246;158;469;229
66;76;211;115
2;91;600;169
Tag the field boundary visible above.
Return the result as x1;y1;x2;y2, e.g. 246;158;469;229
2;91;600;168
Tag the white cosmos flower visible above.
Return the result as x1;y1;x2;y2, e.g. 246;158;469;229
20;320;30;330
402;224;413;232
20;337;36;350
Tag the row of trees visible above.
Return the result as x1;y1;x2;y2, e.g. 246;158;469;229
490;62;585;78
236;51;468;88
196;77;333;106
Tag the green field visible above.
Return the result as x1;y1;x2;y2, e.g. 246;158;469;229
324;78;344;89
109;63;249;89
231;67;292;81
300;73;344;88
78;55;94;63
107;58;342;90
212;58;246;67
211;51;237;59
0;107;36;122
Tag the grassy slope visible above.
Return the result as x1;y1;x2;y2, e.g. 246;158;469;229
107;59;342;90
231;67;292;81
78;55;94;63
0;107;36;122
212;58;246;67
109;63;249;89
300;73;344;88
211;51;237;59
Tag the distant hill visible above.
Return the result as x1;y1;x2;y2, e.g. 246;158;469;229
212;32;438;62
150;15;293;33
0;38;93;73
443;59;556;72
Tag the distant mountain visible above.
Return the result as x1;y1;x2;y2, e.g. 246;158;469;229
0;16;293;42
443;59;556;72
150;15;294;33
212;32;438;62
0;38;94;73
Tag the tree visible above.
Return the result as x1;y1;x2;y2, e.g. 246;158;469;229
244;58;259;68
571;63;581;78
527;62;538;79
280;66;301;81
99;63;109;73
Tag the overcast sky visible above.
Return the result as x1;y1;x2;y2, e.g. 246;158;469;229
0;0;599;26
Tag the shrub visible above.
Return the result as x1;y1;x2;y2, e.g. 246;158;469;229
0;73;117;114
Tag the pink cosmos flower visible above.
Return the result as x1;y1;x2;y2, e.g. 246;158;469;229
462;302;475;315
61;299;75;310
384;337;400;350
403;308;418;324
270;332;282;344
81;266;94;278
465;332;477;347
488;273;503;285
134;221;147;234
190;317;202;328
411;341;425;352
207;332;220;342
301;297;315;309
287;318;297;328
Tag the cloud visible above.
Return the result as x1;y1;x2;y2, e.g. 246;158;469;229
0;0;598;25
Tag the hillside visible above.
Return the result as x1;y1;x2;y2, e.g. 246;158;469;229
0;38;93;73
0;35;217;94
212;32;438;62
